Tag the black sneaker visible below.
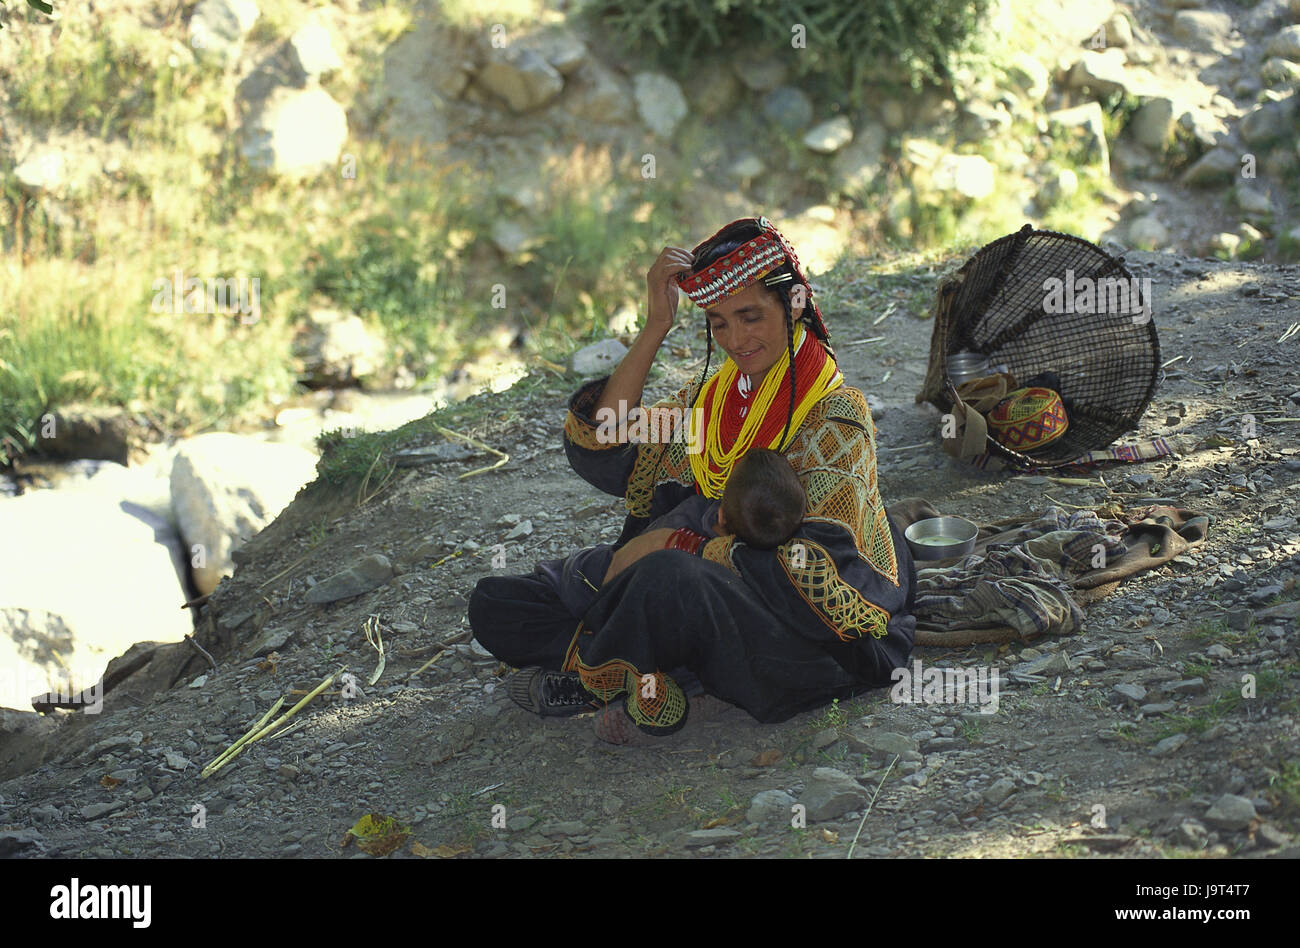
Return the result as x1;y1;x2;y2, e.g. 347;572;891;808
508;667;595;717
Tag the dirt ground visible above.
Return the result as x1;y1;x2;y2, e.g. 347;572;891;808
1;249;1297;860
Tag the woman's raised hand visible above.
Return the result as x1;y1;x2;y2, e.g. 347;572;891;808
645;246;695;337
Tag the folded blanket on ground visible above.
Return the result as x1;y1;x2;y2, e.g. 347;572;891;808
886;499;1211;646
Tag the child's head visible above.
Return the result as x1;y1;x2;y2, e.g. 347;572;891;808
718;448;805;549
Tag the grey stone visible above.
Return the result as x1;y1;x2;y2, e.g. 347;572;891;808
504;520;533;541
734;59;786;92
1128;216;1168;250
1204;794;1256;831
540;820;588;837
1235;185;1273;216
632;72;688;138
189;0;259;67
762;86;814;132
832;121;885;193
1265;25;1300;61
1171;10;1234;53
1114;683;1146;704
1164;678;1206;695
305;554;393;604
1256;823;1290;849
1139;702;1175;715
1068;49;1131;97
842;728;918;757
684;828;741;847
799;767;869;822
478;46;564;112
1226;608;1253;632
1182;147;1239;187
1239;96;1297;145
80;801;127;820
983;777;1017;807
1130;96;1176;148
163;751;190;770
1205;644;1232;660
30;805;61;823
571;339;628;376
1261;58;1300;86
1174;819;1208;848
747;789;797;825
0;829;44;857
804;116;853;154
1151;733;1188;756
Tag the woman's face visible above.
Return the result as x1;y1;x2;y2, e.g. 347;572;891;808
703;281;800;384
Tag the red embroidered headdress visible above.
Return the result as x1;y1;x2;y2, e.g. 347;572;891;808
675;216;831;344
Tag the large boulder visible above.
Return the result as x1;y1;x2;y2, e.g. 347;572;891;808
170;434;319;595
832;120;886;193
1238;94;1297;145
932;153;996;200
1067;49;1132;98
0;491;191;710
1181;146;1240;187
33;403;146;466
1265;25;1300;61
241;85;348;177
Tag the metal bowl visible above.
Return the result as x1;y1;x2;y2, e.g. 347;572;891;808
946;352;991;388
904;516;979;561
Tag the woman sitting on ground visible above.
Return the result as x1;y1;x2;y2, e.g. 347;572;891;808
469;216;917;744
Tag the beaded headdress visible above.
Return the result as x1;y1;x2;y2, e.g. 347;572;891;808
675;216;830;343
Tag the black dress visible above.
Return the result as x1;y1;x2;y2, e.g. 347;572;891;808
469;376;917;731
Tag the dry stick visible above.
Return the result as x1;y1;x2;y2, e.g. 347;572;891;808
201;697;284;778
433;424;510;480
841;336;885;347
259;550;311;590
364;615;386;686
407;650;447;680
185;634;218;677
201;670;339;779
847;754;899;859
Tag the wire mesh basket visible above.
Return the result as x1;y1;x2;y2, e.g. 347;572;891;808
917;225;1161;470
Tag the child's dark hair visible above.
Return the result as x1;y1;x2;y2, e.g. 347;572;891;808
721;448;806;549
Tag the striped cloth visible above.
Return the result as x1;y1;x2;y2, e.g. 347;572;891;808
914;508;1127;639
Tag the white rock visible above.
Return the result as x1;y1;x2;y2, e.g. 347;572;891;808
0;492;191;710
14;149;65;194
728;154;764;181
1067;48;1131;98
1104;12;1133;48
1204;794;1256;831
241;85;348;177
633;72;688;138
170;433;319;595
189;0;259;66
1234;184;1273;215
1171;10;1234;53
1130;96;1175;148
1265;25;1300;61
1181;146;1239;187
1261;57;1300;86
1238;96;1297;145
571;339;628;376
289;21;343;80
1127;216;1167;249
803;116;853;154
478;46;564;112
932;153;995;200
832;121;886;193
295;309;387;385
1004;51;1049;101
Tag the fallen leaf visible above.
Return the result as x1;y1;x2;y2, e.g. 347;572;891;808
410;840;435;858
751;749;783;767
821;829;839;843
346;813;411;857
432;843;472;858
701;817;730;829
100;775;121;789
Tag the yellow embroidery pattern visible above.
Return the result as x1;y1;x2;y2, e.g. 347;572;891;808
564;409;616;452
780;538;892;641
701;535;739;573
784;388;898;586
